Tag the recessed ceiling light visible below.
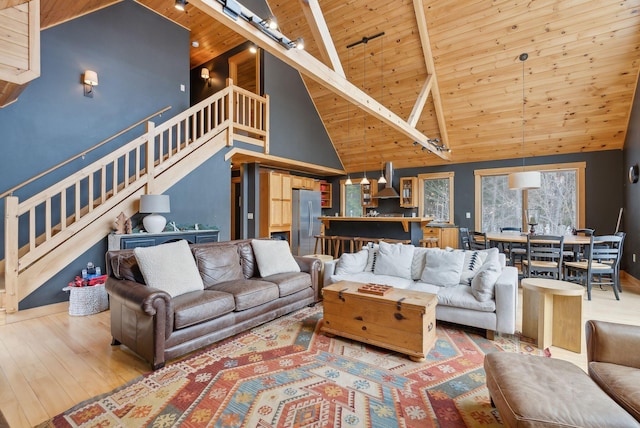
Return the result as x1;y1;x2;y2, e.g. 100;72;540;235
191;41;199;48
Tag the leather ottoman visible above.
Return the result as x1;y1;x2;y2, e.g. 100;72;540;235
484;353;639;427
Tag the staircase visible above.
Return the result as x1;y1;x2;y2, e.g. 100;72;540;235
1;82;269;313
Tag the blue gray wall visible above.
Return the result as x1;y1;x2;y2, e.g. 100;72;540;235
0;1;200;309
623;79;640;278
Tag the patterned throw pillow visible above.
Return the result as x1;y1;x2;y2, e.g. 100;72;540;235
459;250;489;285
364;243;379;272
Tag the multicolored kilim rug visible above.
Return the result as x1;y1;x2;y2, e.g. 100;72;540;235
41;304;546;427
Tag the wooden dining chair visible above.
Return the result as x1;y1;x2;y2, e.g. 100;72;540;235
459;227;471;250
563;234;623;300
470;231;489;250
522;235;565;280
500;226;525;266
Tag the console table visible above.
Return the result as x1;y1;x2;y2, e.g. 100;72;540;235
108;229;219;250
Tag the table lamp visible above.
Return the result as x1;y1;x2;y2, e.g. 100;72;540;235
139;194;170;233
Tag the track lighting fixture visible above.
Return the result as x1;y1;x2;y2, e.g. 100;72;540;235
174;0;187;11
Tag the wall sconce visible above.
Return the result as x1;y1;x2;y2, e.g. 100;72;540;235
174;0;187;11
249;43;258;54
83;70;98;98
201;67;211;86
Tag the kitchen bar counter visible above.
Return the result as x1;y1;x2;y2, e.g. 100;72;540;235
319;216;432;232
319;216;433;246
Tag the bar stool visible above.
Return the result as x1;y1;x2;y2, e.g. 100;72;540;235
313;235;333;256
419;237;439;248
381;238;412;245
331;236;355;257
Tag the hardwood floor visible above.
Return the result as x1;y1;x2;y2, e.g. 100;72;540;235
1;276;639;427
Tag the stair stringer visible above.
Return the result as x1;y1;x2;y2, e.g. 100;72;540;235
13;131;230;309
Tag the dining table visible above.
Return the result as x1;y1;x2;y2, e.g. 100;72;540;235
485;232;591;246
486;232;591;263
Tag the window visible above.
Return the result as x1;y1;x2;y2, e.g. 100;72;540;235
340;179;363;217
475;163;585;233
418;172;454;223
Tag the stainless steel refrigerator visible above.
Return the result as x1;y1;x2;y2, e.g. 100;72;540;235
291;189;322;256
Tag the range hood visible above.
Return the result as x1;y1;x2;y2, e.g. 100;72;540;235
375;162;400;199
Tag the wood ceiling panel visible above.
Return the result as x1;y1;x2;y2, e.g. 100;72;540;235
37;0;640;172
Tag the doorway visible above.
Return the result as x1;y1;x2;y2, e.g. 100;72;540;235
228;48;260;94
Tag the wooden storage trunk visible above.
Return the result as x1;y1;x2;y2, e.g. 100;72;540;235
321;281;437;361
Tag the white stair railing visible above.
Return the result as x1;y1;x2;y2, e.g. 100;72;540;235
3;81;268;312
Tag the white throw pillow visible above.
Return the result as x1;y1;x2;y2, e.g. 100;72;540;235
134;240;204;297
420;249;465;287
458;250;489;285
251;239;301;277
374;241;415;279
335;249;369;275
411;247;430;280
364;243;380;272
471;249;502;302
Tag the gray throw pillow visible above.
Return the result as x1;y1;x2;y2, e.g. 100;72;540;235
420;249;465;287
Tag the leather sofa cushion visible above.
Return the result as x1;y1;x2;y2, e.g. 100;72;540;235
110;252;145;284
172;290;235;330
192;244;244;287
589;361;640;421
485;353;638;427
209;279;279;311
261;272;311;297
237;241;256;278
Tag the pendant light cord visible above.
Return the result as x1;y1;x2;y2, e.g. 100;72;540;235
520;53;528;169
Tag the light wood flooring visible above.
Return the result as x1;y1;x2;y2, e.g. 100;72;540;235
1;276;639;427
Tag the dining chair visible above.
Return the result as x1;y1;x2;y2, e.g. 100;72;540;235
459;227;471;250
500;226;525;266
563;234;623;300
470;231;489;250
564;228;595;261
522;235;565;280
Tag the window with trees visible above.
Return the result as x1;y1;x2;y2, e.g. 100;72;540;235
418;172;454;223
341;179;364;217
475;163;585;234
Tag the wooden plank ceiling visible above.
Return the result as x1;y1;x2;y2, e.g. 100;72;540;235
40;0;640;172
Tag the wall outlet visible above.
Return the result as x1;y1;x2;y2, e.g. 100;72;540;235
465;212;471;219
180;84;185;92
247;212;254;220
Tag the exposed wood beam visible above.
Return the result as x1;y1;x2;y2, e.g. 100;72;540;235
225;147;345;176
413;0;450;149
190;0;450;161
298;0;344;77
408;75;433;127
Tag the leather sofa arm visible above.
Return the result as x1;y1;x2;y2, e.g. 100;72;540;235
294;256;322;301
105;277;174;340
586;320;640;368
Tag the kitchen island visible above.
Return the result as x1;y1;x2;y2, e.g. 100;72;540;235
319;216;432;246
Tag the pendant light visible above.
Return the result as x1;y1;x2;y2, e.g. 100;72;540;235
508;53;541;190
345;48;353;185
377;36;387;185
360;41;369;185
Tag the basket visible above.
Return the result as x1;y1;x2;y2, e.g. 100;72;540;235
63;284;109;316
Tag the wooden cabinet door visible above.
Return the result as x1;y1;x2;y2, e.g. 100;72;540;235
281;174;292;200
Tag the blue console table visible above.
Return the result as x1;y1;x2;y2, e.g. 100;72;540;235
108;229;219;250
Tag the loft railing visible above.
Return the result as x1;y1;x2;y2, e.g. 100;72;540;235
3;80;268;312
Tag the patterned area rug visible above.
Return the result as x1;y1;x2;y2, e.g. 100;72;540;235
41;305;546;427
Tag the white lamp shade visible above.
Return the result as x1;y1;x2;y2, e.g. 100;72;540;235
201;68;210;79
84;70;98;86
139;194;170;214
508;171;541;190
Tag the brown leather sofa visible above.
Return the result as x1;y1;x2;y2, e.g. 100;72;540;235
105;239;321;370
484;320;640;427
586;319;640;421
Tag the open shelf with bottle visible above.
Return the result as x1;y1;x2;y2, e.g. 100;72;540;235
361;179;378;208
319;180;332;208
400;177;418;208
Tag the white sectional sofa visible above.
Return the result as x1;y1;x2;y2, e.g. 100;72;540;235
322;241;518;337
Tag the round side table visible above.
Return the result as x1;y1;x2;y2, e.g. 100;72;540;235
521;278;585;353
